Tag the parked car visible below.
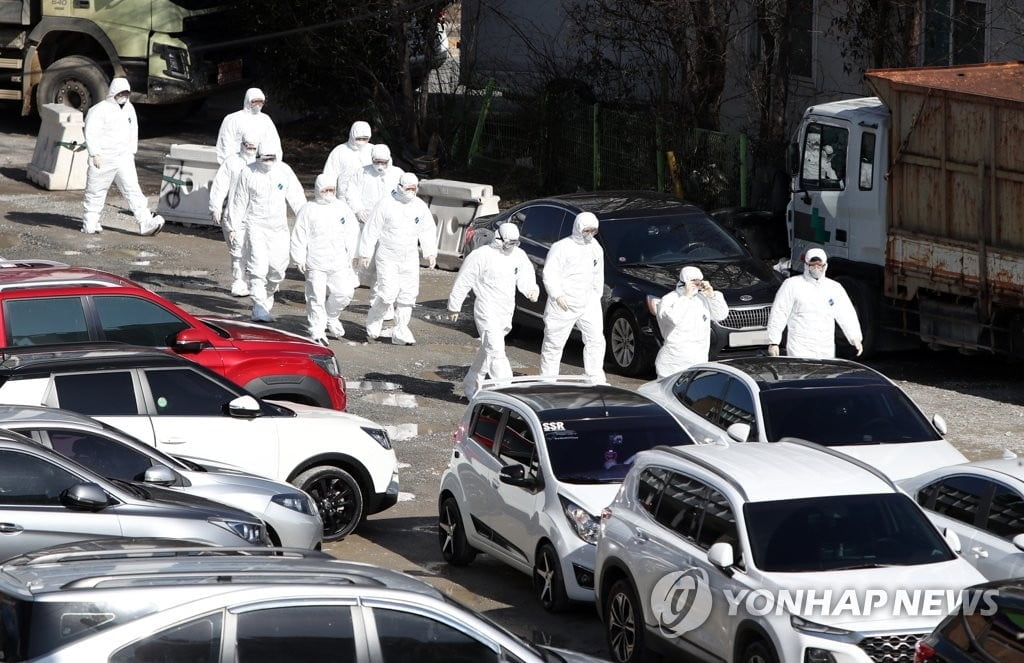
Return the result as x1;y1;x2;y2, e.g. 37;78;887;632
0;344;398;541
437;376;693;611
0;259;346;410
0;404;322;549
595;440;985;663
0;431;268;560
900;455;1024;580
462;192;781;376
638;356;966;480
915;578;1024;662
0;539;604;663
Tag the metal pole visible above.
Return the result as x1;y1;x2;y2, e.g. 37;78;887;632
656;117;665;193
467;79;496;167
739;133;749;207
592;103;600;190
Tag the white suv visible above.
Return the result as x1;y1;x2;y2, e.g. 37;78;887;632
595;440;985;663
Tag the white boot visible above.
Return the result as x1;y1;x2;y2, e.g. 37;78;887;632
326;319;346;339
139;215;164;236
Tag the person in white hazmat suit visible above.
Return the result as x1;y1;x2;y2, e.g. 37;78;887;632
355;173;437;345
654;266;729;377
290;174;360;345
447;223;539;398
227;140;306;323
81;77;164;236
324;121;373;191
215;88;281;165
208;133;259;297
766;247;863;358
539;212;606;382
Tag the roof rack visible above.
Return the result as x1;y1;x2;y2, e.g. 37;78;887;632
11;546;331;567
652;445;750;501
780;437;898;491
479;375;607;390
0;279;119;292
63;570;370;590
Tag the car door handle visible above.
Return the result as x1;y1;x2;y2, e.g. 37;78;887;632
0;523;23;534
160;437;188;445
633;528;649;544
971;546;989;558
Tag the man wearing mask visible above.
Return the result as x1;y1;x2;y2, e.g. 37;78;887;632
447;223;539;398
654;266;729;377
227;139;306;322
539;211;606;382
324;121;373;192
215;88;281;165
290;174;360;345
81;78;164;236
355;173;437;345
767;247;863;358
209;133;259;297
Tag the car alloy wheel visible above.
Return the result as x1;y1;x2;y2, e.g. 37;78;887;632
438;496;476;565
294;465;364;542
605;578;646;663
533;543;570;612
608;309;645;376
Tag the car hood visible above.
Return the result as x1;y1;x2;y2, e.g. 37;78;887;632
136;483;260;521
617;259;778;304
274;401;382;429
833;441;968;481
557;482;623;516
200;317;331;350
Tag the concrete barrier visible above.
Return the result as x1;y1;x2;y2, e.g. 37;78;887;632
156;144;220;226
27;103;89;191
418;179;500;271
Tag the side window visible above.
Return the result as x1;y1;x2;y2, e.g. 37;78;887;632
0;450;82;505
498;410;536;468
111;612;222;663
4;297;90;346
45;430;153;481
235;605;355;663
918;475;988;526
654;472;707;542
636;467;669;516
695;487;739;552
801;123;849;191
145;368;237;416
93;295;190;347
53;372;138;416
372;608;498;663
719;378;756;439
858;132;875;191
986;485;1024;540
469;404;504;451
519;206;568;245
678;371;729;425
670;371;692;400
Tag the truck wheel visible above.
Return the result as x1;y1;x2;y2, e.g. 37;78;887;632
37;55;109;116
293;465;365;542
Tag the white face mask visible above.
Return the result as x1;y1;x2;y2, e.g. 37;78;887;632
115;94;129;107
256;160;274;172
581;229;597;244
249;102;264;115
374;163;387;174
396;187;416;202
807;265;826;280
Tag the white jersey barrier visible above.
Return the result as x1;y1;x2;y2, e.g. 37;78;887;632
418;179;500;271
156;144;220;227
27;103;89;191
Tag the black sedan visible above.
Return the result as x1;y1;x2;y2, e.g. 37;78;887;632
463;191;782;376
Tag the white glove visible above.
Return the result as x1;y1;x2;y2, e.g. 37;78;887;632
356;210;369;223
448;311;459;322
700;281;715;297
767;344;780;357
91;155;103;168
211;211;221;226
355;257;370;270
228;231;238;246
526;288;539;303
555;296;570;311
297;263;306;275
853;340;864;357
427;256;436;269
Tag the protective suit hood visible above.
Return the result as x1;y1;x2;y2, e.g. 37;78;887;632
493;223;520;254
313;173;335;204
395;172;418;203
371;144;392;172
243;88;265;114
347;121;372;150
571;212;599;244
106;77;131;102
239;131;260;163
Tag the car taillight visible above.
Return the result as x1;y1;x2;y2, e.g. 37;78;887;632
464;226;475;248
913;640;937;663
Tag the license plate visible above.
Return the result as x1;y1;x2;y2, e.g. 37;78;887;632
729;329;769;347
217;59;243;85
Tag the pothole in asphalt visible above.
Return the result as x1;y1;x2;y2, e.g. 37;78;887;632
362;392;420;408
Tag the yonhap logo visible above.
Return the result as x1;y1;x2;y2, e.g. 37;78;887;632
651;568;713;636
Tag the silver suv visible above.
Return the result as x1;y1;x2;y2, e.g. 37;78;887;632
595;440;985;663
0;540;603;662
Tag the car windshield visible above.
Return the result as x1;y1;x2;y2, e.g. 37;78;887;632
744;493;955;573
544;416;691;483
598;214;747;265
759;384;936;445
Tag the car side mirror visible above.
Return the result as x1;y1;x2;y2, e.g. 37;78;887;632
173;328;209;353
1013;533;1024;552
60;483;110;511
227;395;262;418
787;141;800;176
499;464;538;489
143;464;177;486
726;423;751;443
943;527;962;554
932;414;948;436
708;541;735;576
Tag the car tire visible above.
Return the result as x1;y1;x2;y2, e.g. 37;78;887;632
293;465;364;542
37;55;109;116
607;308;646;377
533;542;570;612
740;639;778;663
438;496;477;565
604;578;650;663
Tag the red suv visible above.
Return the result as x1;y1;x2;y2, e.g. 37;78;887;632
0;260;346;411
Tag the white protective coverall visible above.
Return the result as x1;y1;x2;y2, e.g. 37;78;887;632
208;133;259;297
654;266;729;377
346;144;404;289
539;212;607;382
215;88;281;164
227;142;306;322
448;223;538;398
356;174;437;345
766;257;863;358
324;121;373;191
82;77;164;236
290;174;360;342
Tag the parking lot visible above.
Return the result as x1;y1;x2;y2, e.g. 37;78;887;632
3;102;1024;658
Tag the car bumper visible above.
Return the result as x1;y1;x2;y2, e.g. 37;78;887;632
263;502;324;550
558;538;599;603
367;471;400;515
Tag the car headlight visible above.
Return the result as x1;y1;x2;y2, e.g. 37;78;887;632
271;492;316;516
155;44;189;78
790;615;852;636
310;353;340;377
560;496;600;544
211;518;268;546
361;426;392;450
